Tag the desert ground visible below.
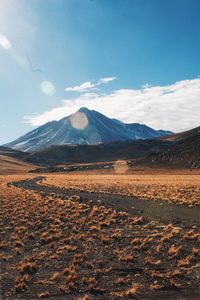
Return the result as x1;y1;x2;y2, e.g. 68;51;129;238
0;155;36;175
0;170;200;299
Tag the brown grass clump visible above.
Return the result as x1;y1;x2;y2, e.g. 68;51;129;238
65;244;77;251
15;247;22;255
76;295;91;300
192;247;199;255
178;255;193;267
0;241;7;249
124;283;142;297
183;230;199;240
150;283;163;290
18;258;38;274
50;272;59;281
116;277;129;285
145;256;161;265
15;240;24;248
15;282;27;293
120;254;136;262
38;291;50;298
168;244;182;256
169;278;182;289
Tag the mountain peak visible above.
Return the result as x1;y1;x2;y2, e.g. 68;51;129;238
4;109;172;152
78;107;91;113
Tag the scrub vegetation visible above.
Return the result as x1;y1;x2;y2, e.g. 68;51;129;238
0;174;200;299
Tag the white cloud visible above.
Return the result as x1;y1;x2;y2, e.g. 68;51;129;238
65;81;96;92
98;77;116;84
25;78;200;133
65;76;116;92
0;34;11;49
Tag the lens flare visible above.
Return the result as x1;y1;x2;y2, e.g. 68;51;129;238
69;111;88;130
114;160;128;174
0;34;11;49
41;81;56;96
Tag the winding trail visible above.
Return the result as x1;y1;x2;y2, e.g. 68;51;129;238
11;176;200;229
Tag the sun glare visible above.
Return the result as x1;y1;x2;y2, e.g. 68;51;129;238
69;111;89;130
40;80;56;96
0;34;11;49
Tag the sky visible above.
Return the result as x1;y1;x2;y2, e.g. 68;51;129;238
1;0;200;144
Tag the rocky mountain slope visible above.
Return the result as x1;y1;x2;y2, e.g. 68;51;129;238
142;127;200;168
26;139;172;166
4;108;172;152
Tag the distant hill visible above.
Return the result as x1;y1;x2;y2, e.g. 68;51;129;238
0;146;29;160
0;147;36;174
4;107;172;152
142;126;200;168
158;126;200;142
26;139;172;166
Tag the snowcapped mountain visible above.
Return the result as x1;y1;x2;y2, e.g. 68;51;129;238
4;107;172;152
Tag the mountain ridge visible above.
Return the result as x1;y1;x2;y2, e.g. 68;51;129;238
4;107;172;152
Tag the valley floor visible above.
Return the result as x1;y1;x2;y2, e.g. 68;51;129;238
0;173;200;299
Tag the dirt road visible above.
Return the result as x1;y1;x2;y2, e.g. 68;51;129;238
12;176;200;229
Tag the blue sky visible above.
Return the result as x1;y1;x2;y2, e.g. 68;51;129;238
1;0;200;144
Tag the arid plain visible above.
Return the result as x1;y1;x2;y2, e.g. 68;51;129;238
1;168;200;299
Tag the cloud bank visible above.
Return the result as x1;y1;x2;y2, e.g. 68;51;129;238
25;78;200;133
